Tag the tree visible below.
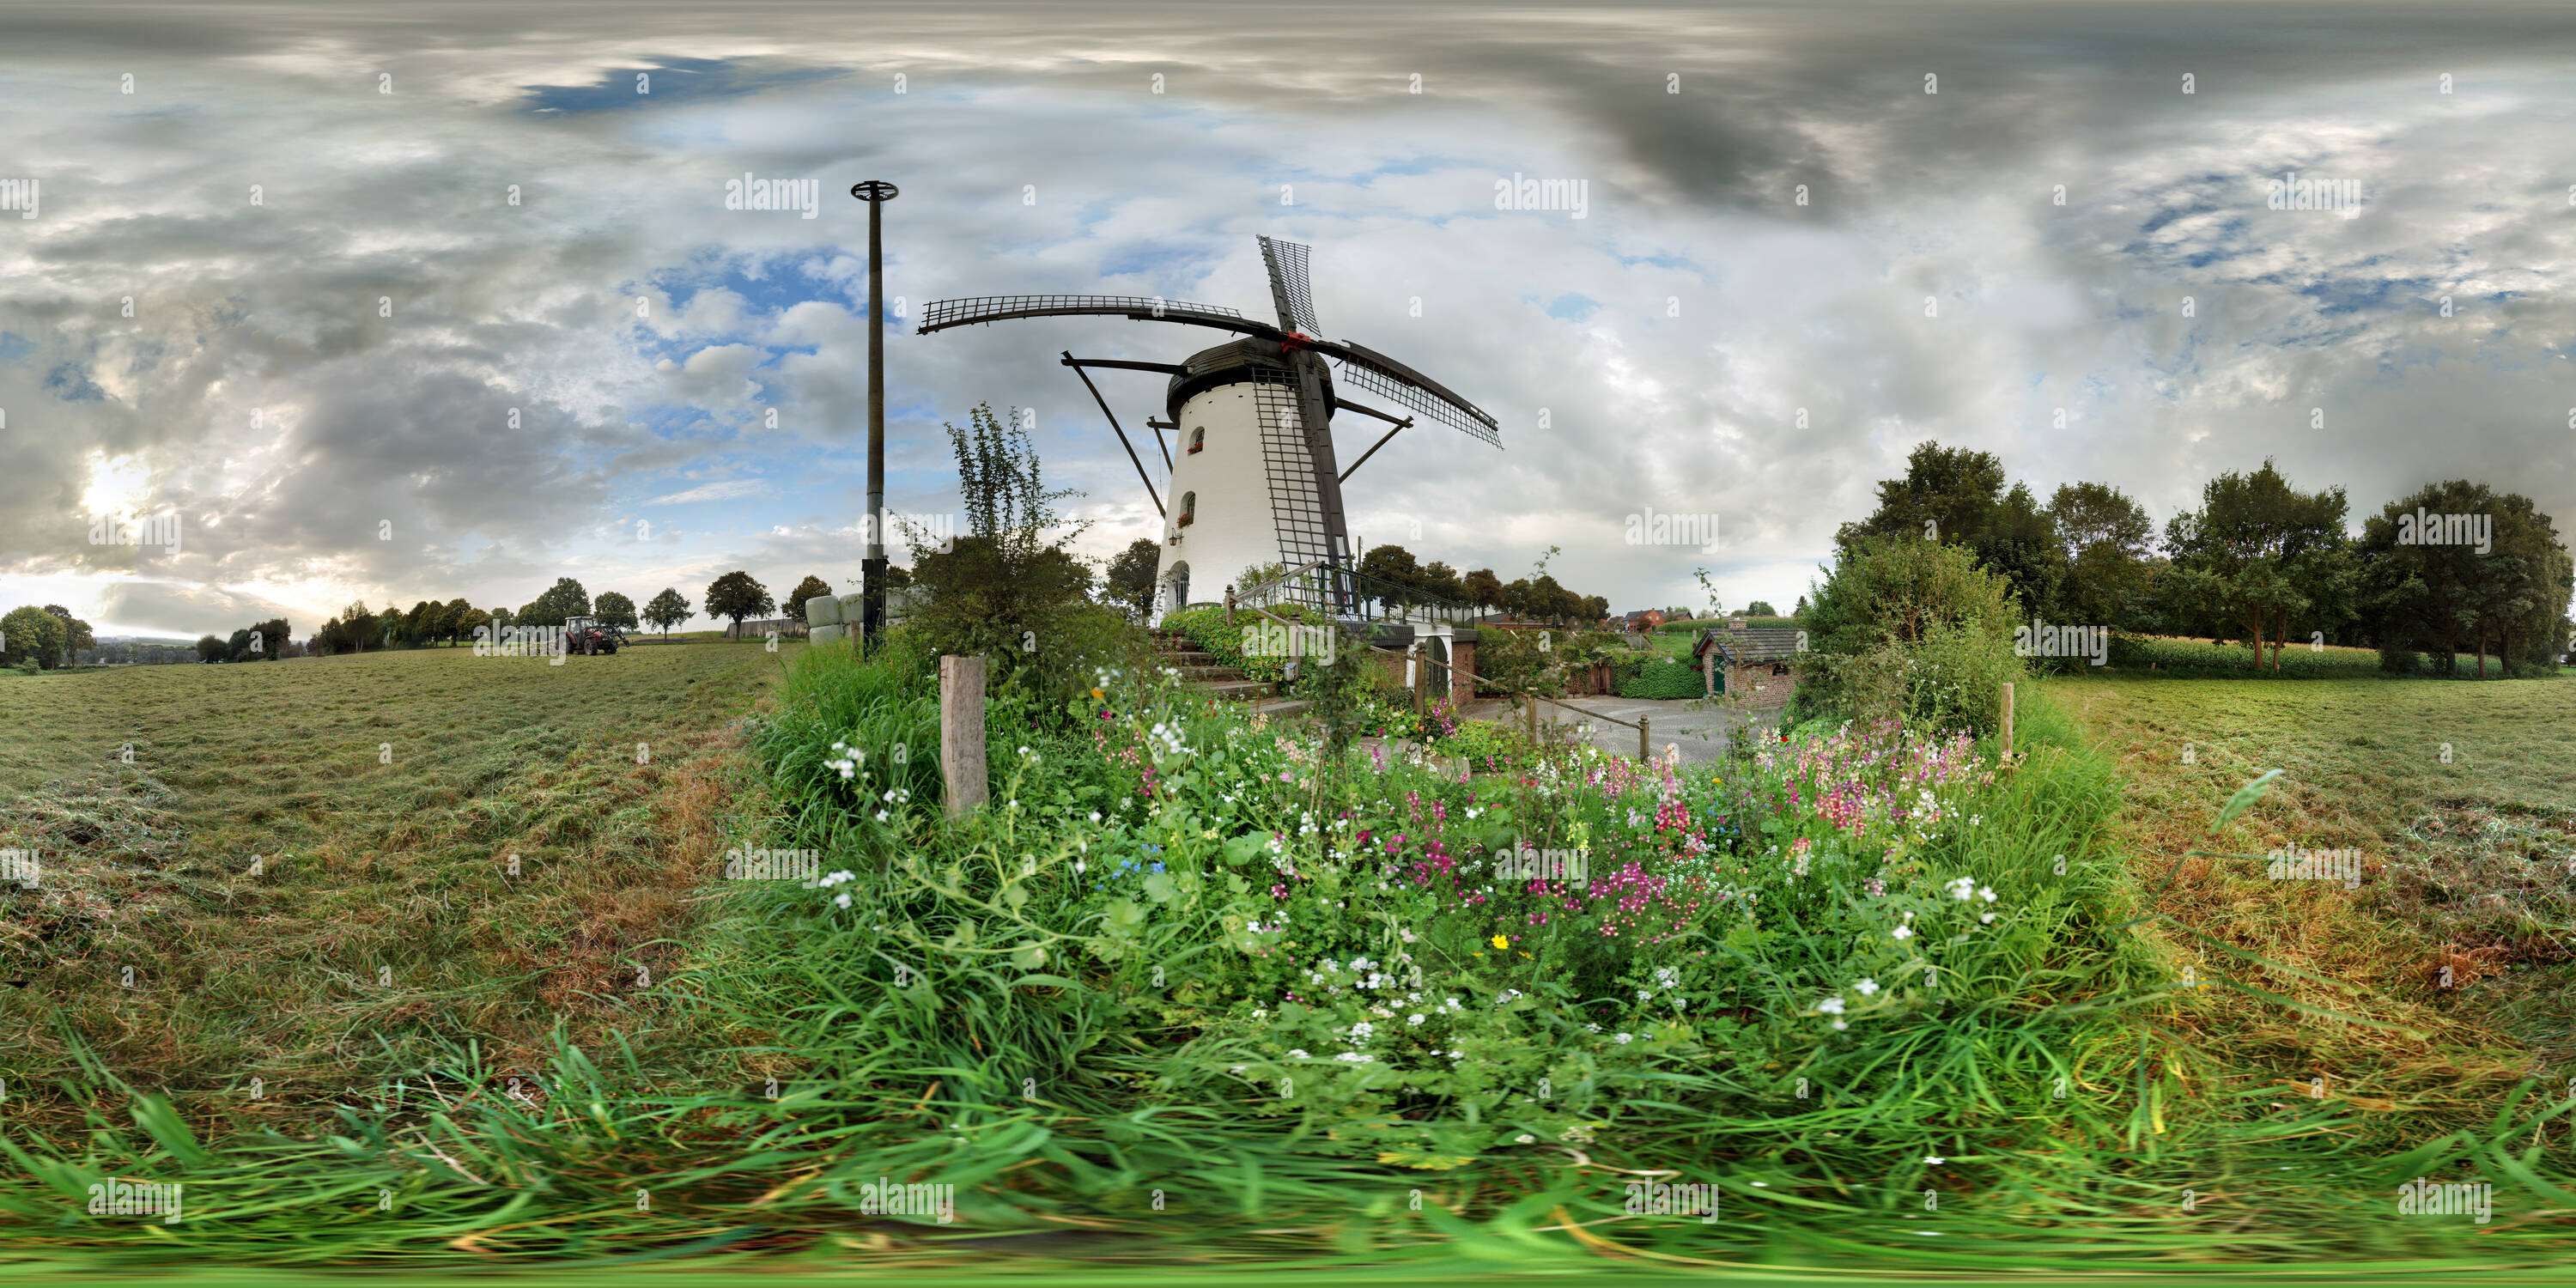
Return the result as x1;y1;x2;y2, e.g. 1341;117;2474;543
521;578;591;627
1358;544;1425;617
2049;482;2156;632
1838;443;2069;623
452;606;492;644
3;606;67;669
1745;600;1777;617
781;577;832;624
1419;561;1468;605
253;617;290;659
906;402;1124;707
2164;459;2355;671
594;590;641;632
704;571;775;636
40;605;94;668
1463;568;1505;611
341;601;372;653
195;634;228;663
1103;538;1160;621
1836;442;2008;551
2360;482;2573;677
1794;595;1808;617
643;588;691;640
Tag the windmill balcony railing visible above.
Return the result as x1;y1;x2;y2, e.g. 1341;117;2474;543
1234;561;1484;626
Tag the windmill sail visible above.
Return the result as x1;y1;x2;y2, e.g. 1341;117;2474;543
1257;236;1320;335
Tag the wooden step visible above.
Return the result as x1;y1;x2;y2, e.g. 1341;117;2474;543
1203;679;1276;702
1251;698;1311;720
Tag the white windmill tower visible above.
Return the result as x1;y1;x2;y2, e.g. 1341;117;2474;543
918;236;1500;620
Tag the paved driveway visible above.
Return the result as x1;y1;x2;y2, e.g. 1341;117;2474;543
1456;696;1776;763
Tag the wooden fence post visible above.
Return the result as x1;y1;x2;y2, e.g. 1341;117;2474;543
1638;714;1649;762
1526;691;1538;744
1224;585;1235;628
941;654;988;816
2000;681;2015;764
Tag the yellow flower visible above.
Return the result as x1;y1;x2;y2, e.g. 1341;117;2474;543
1491;934;1509;950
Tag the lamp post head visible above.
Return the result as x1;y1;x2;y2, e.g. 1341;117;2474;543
850;180;899;204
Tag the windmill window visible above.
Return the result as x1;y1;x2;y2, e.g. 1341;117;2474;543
1178;491;1196;527
1188;426;1205;455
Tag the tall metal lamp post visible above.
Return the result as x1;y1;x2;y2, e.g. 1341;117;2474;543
851;179;898;653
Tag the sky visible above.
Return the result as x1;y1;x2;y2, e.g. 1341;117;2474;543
5;0;2576;638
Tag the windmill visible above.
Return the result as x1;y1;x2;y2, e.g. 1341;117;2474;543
917;236;1500;619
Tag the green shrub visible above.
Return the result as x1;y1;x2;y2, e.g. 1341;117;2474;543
1616;656;1706;699
1791;536;2025;734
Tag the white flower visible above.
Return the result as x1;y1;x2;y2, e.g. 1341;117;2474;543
1978;886;1996;902
1831;1018;1848;1030
1514;1133;1534;1144
1287;1049;1309;1059
833;892;853;908
1614;1032;1634;1044
1980;912;1996;924
1924;1155;1946;1164
875;811;890;823
1817;997;1846;1015
1408;1013;1425;1025
1893;926;1913;940
1854;978;1879;996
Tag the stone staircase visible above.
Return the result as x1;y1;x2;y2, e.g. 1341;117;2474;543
1151;629;1311;721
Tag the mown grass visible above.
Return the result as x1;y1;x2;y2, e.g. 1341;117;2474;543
6;645;2576;1277
2047;674;2576;1127
0;641;786;1108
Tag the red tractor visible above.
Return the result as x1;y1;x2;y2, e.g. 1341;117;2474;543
562;615;623;655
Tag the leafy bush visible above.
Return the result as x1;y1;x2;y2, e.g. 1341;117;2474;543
1791;536;2026;735
1616;657;1706;700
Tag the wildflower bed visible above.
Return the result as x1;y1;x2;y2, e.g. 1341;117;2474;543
681;641;2576;1262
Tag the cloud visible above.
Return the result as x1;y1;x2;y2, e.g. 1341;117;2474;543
646;478;768;505
5;3;2576;633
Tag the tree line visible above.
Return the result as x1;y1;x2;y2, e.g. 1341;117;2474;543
1837;443;2575;676
1098;538;1615;626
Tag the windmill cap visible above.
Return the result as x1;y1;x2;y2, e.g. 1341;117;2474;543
1164;338;1335;422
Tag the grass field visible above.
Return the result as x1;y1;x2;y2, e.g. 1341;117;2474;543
2046;672;2576;1097
0;641;787;1106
